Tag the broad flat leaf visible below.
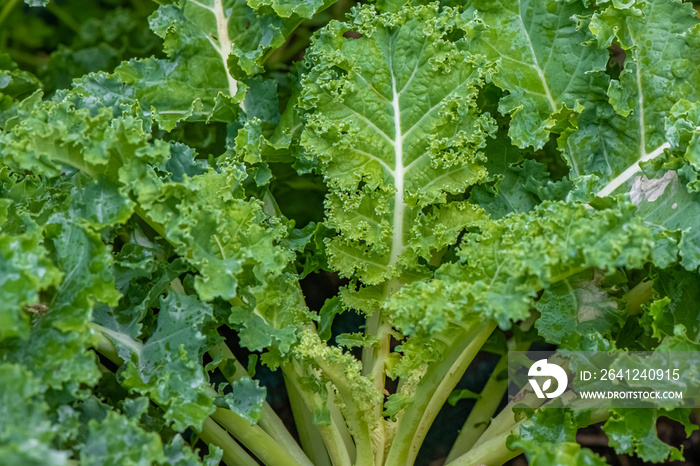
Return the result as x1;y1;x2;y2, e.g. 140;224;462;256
564;0;700;189
301;4;494;284
633;170;700;271
466;0;608;149
115;0;302;129
535;269;621;350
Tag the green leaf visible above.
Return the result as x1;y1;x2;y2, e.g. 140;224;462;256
47;7;160;91
633;170;700;271
219;377;266;424
389;200;653;331
603;408;696;462
247;0;324;19
565;0;700;189
470;159;566;218
0;363;71;465
535;269;621;350
43;212;121;332
118;293;219;431
163;435;223;466
115;0;303;130
510;410;608;466
80;410;166;466
301;3;494;284
2;324;101;392
466;0;608;149
0;53;42;127
0;91;170;190
645;267;700;342
0;201;62;340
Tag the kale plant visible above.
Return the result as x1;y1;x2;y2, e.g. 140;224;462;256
2;0;700;465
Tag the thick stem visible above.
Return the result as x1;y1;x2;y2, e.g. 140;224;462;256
200;417;259;466
362;279;400;464
327;387;358;462
445;421;523;466
471;392;543;451
91;329;263;465
211;408;306;466
283;365;353;466
449;322;535;461
311;355;376;466
385;322;497;466
208;344;313;466
445;355;508;463
285;373;333;466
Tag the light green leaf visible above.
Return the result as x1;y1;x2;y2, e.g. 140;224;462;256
389;200;653;331
301;4;494;284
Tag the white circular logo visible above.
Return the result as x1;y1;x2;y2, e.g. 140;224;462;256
528;359;568;399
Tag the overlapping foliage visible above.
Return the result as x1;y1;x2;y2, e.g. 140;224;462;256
2;0;700;465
